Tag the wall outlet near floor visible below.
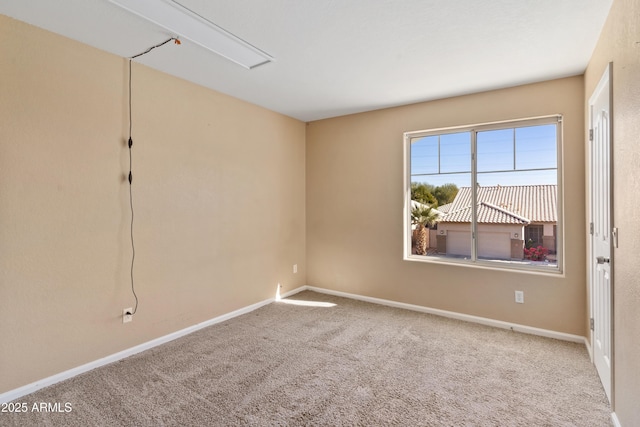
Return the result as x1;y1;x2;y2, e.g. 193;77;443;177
515;291;524;304
123;308;133;324
293;264;297;274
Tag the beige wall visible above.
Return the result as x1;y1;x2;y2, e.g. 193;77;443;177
585;0;640;424
3;4;635;417
0;16;306;394
307;76;586;335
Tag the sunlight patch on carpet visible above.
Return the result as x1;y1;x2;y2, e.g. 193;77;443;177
278;299;337;308
275;284;336;307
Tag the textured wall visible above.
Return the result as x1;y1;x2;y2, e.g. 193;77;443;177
585;0;640;424
0;16;306;394
306;76;586;335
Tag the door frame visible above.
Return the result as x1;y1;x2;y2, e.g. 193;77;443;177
587;61;614;404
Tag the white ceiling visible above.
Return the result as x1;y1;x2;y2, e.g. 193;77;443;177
1;0;613;122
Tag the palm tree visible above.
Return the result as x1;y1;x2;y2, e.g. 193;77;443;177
411;204;439;255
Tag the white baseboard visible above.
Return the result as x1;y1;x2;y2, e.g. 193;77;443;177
279;285;307;299
611;412;622;427
0;292;287;404
584;336;593;361
304;286;586;344
1;284;588;404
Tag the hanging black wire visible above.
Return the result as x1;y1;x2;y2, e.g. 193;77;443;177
131;37;179;59
126;36;179;316
128;59;138;315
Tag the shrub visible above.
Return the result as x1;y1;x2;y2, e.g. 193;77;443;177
524;245;548;261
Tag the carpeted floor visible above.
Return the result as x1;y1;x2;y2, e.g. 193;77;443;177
3;291;611;426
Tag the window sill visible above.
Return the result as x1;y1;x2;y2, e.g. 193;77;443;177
404;254;564;277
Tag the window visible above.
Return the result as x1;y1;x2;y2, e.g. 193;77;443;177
404;116;562;273
525;225;544;248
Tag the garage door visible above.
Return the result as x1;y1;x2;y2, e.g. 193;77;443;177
478;232;511;260
446;231;511;259
447;231;471;257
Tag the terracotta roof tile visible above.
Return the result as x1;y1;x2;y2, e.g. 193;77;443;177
440;185;557;224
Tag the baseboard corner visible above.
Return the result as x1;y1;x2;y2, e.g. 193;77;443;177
279;285;309;299
611;412;622;427
583;336;593;361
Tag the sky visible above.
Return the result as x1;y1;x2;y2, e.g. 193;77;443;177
410;124;557;188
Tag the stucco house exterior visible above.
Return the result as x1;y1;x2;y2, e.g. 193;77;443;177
435;185;557;260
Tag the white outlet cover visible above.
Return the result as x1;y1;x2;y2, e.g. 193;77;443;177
515;291;524;304
123;308;133;323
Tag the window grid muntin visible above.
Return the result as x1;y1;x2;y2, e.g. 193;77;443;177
405;115;563;274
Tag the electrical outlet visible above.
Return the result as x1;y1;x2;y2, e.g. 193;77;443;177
515;291;524;304
293;264;297;274
123;308;133;323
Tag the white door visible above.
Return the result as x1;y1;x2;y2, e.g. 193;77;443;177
589;63;613;403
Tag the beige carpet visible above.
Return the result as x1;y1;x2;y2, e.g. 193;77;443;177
3;291;611;426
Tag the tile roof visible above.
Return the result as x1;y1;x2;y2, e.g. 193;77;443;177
440;185;557;224
436;203;453;214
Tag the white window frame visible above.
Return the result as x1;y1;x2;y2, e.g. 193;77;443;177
403;115;564;275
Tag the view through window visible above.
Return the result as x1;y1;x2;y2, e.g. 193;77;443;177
405;116;562;272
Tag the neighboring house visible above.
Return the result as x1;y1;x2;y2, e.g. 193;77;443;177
436;185;557;260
